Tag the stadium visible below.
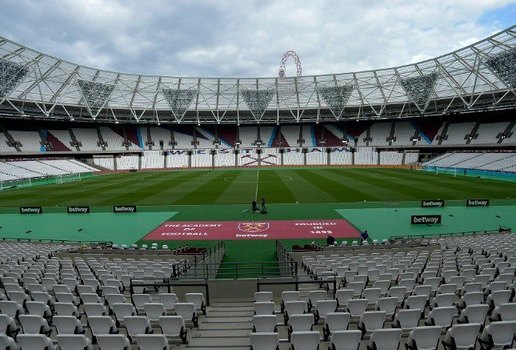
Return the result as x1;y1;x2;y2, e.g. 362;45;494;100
0;11;516;350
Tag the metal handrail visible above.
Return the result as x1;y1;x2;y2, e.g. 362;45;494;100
0;237;113;245
390;228;507;241
257;275;338;298
129;278;210;306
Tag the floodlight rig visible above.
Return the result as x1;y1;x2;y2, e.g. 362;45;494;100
278;50;302;77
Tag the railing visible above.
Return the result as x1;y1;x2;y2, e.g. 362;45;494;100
257;275;338;298
173;241;225;279
129;278;210;306
78;244;189;255
0;236;113;245
390;228;509;241
276;240;299;276
180;261;298;279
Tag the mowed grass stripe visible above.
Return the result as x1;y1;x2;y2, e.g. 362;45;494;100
1;167;515;207
294;169;376;202
97;171;201;205
214;170;260;204
57;172;190;206
175;170;237;204
321;168;417;201
139;170;228;205
0;173;151;206
279;169;337;203
332;168;464;200
378;169;516;199
256;169;297;204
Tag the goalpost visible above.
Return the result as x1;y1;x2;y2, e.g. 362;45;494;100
56;173;82;184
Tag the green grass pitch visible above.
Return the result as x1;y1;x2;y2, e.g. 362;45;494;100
1;167;515;207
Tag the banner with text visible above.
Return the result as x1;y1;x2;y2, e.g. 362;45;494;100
67;206;90;214
421;199;445;208
113;205;137;213
411;215;442;225
144;219;361;240
19;206;43;214
466;199;489;207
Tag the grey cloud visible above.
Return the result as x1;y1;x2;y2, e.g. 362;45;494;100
0;0;514;77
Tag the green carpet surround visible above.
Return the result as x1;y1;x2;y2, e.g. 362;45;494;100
0;212;175;245
336;206;516;241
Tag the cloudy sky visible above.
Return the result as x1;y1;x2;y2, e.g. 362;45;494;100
0;0;514;78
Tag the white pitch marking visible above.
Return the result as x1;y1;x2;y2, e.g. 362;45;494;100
254;169;260;201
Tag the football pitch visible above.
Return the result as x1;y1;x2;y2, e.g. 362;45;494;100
1;167;516;272
1;167;515;207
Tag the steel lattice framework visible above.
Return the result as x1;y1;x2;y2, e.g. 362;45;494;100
0;26;515;125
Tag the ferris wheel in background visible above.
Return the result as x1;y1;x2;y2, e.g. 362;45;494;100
278;50;302;77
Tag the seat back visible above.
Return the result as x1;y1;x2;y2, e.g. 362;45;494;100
324;312;351;333
375;297;397;315
330;330;362;350
289;314;314;332
113;303;136;321
254;291;273;303
335;289;353;307
159;315;185;336
408;326;442;350
281;291;300;303
57;335;92;350
144;303;166;321
54;302;79;317
485;321;516;347
87;316;116;336
254;302;275;315
290;331;320;350
497;303;516;321
185;293;205;310
360;311;386;332
428;306;457;328
19;315;49;334
125;316;152;339
447;323;481;349
405;295;427;310
17;334;56;350
315;300;337;319
174;303;196;321
460;304;489;324
347;299;368;317
96;334;131;350
369;329;402;350
136;334;170;350
0;334;16;350
253;315;277;332
132;293;152;309
249;332;279;350
284;301;307;317
25;301;50;318
53;316;81;334
433;293;455;308
159;293;178;310
0;301;22;318
393;309;421;330
83;303;108;317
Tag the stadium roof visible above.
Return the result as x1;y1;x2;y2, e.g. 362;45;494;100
0;26;515;125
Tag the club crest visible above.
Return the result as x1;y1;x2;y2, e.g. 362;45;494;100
238;222;270;233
